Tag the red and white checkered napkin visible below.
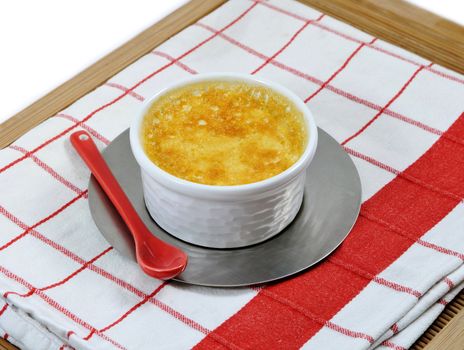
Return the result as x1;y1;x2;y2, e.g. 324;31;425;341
1;0;464;349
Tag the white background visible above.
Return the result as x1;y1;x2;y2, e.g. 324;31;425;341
0;0;462;124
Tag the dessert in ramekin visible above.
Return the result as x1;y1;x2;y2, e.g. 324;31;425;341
130;73;318;248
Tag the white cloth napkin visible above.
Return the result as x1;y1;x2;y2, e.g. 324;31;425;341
1;0;463;349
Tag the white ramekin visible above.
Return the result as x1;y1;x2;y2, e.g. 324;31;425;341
130;73;318;248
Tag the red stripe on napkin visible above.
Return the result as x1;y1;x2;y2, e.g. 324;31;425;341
251;13;325;75
342;64;430;145
55;114;110;145
194;114;464;349
304;38;377;103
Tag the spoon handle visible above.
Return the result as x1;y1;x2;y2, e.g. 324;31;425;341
70;130;148;241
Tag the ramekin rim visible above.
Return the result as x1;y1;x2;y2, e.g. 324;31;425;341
129;72;318;198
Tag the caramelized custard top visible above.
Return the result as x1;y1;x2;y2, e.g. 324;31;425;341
141;80;307;186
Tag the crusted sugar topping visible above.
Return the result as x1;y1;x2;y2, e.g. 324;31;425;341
142;80;307;185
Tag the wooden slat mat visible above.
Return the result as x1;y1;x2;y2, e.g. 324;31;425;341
0;0;463;349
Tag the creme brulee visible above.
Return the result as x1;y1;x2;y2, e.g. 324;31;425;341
141;81;307;186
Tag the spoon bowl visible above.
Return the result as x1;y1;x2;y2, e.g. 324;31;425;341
136;227;188;279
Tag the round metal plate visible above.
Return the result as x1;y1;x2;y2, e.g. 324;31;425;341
88;128;361;287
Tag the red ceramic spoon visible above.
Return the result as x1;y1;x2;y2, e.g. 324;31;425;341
70;130;187;280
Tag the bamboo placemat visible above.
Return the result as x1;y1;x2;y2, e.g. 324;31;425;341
0;0;463;349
